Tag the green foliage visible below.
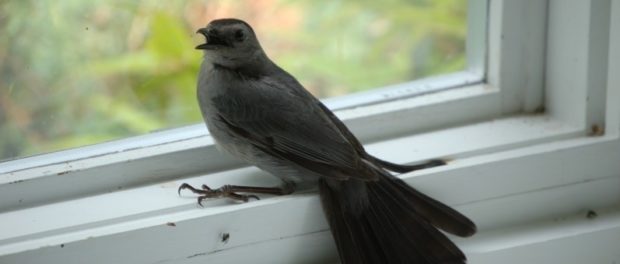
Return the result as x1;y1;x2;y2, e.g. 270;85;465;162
0;0;467;161
277;0;467;96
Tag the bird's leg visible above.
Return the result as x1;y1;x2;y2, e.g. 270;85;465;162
178;182;295;205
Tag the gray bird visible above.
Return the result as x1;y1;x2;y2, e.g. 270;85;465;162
179;18;476;264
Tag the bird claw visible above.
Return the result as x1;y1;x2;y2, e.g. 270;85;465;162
197;196;208;207
177;183;195;196
246;195;260;201
178;183;260;204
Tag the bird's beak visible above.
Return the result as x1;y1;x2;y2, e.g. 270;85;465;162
196;27;230;50
195;28;212;50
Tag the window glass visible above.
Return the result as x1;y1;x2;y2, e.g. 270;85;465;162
0;0;467;161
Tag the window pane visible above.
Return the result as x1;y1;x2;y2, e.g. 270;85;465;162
0;0;467;161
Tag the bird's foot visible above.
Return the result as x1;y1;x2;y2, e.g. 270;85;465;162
178;183;260;205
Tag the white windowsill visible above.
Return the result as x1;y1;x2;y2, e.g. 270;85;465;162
3;111;618;263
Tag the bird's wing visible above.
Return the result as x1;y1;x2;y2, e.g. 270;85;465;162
211;75;376;181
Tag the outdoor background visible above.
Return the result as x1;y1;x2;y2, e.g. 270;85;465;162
0;0;467;161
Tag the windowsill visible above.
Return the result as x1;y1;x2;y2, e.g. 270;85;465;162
3;112;618;263
466;206;620;263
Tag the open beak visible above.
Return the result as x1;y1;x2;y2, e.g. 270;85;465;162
195;28;211;50
195;27;228;50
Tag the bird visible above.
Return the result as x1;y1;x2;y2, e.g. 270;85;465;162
178;18;476;264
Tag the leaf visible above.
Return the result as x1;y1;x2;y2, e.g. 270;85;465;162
145;12;194;60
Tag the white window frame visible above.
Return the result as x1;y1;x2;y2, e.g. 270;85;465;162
1;0;620;263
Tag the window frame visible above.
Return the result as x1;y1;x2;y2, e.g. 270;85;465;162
0;0;494;210
2;0;620;263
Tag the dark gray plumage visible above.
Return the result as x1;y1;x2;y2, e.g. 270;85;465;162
180;18;476;264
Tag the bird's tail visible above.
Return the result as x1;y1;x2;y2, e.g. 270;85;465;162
318;168;476;264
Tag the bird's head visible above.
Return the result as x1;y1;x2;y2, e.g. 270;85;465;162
196;18;265;68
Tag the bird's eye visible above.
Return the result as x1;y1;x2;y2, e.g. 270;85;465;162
234;29;245;41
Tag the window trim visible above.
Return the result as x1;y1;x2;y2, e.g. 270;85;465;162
0;0;498;211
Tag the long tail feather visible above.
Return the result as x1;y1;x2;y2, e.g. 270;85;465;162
318;170;475;264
